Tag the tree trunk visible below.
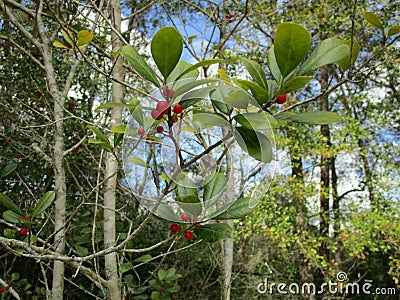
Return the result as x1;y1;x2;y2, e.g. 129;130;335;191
104;0;123;299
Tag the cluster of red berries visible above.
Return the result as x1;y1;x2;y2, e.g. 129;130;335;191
0;280;11;293
276;94;287;104
137;87;184;137
20;215;30;236
226;14;235;23
169;213;201;240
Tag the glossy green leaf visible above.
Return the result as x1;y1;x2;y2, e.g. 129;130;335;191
88;139;112;150
87;125;110;144
167;61;199;86
337;39;360;71
155;204;181;222
388;25;400;37
151;27;183;80
268;46;281;82
176;195;202;217
234;112;277;130
179;86;216;108
288;111;341;124
192;111;229;127
31;191;56;219
235;127;273;163
111;124;127;134
3;210;22;223
174;59;224;82
193;223;232;243
114;132;124;148
277;76;313;94
174;78;220;98
241;58;268;89
274;22;311;78
236;79;269;104
1;163;18;177
212;197;256;220
77;30;93;47
158;269;167;280
75;245;88;257
118;45;160;87
203;173;226;204
299;37;350;75
223;89;250;109
364;12;384;31
4;228;14;238
53;41;68;49
0;193;23;215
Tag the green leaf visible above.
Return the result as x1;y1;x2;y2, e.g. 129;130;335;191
127;157;149;168
388;25;400;37
179;85;216;109
203;173;226;204
277;76;313;94
0;193;23;215
31;191;55;219
120;263;133;274
268;46;281;82
118;45;160;87
193;223;232;243
134;254;152;263
288;111;341;124
53;41;68;49
87;125;110;144
77;30;93;47
111;124;127;134
234;113;277;130
88;138;113;151
155;204;181;222
223;89;251;109
212;197;256;220
151;26;183;80
166;285;181;293
235;127;273;163
236;79;269;104
337;39;360;71
61;29;75;47
174;59;224;82
364;12;384;31
11;273;20;281
95;102;138;112
274;22;311;78
1;163;18;177
158;269;167;280
114;132;124;148
192;111;229;127
241;58;268;89
3;210;22;223
4;228;15;238
176;195;202;217
299;37;350;75
75;245;88;257
173;78;220;98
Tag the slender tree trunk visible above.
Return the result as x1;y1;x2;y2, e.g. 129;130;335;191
104;0;123;299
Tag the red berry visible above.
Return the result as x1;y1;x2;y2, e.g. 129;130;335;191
6;280;10;285
181;213;190;222
171;116;179;123
22;215;29;221
170;223;179;233
5;139;11;145
101;231;104;236
173;104;183;114
34;90;42;99
192;216;197;223
38;103;46;108
5;286;10;291
138;128;145;135
68;102;75;110
276;94;287;104
156;101;170;115
185;231;193;240
0;288;4;293
156;125;164;133
151;110;163;120
20;227;28;236
15;155;21;159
